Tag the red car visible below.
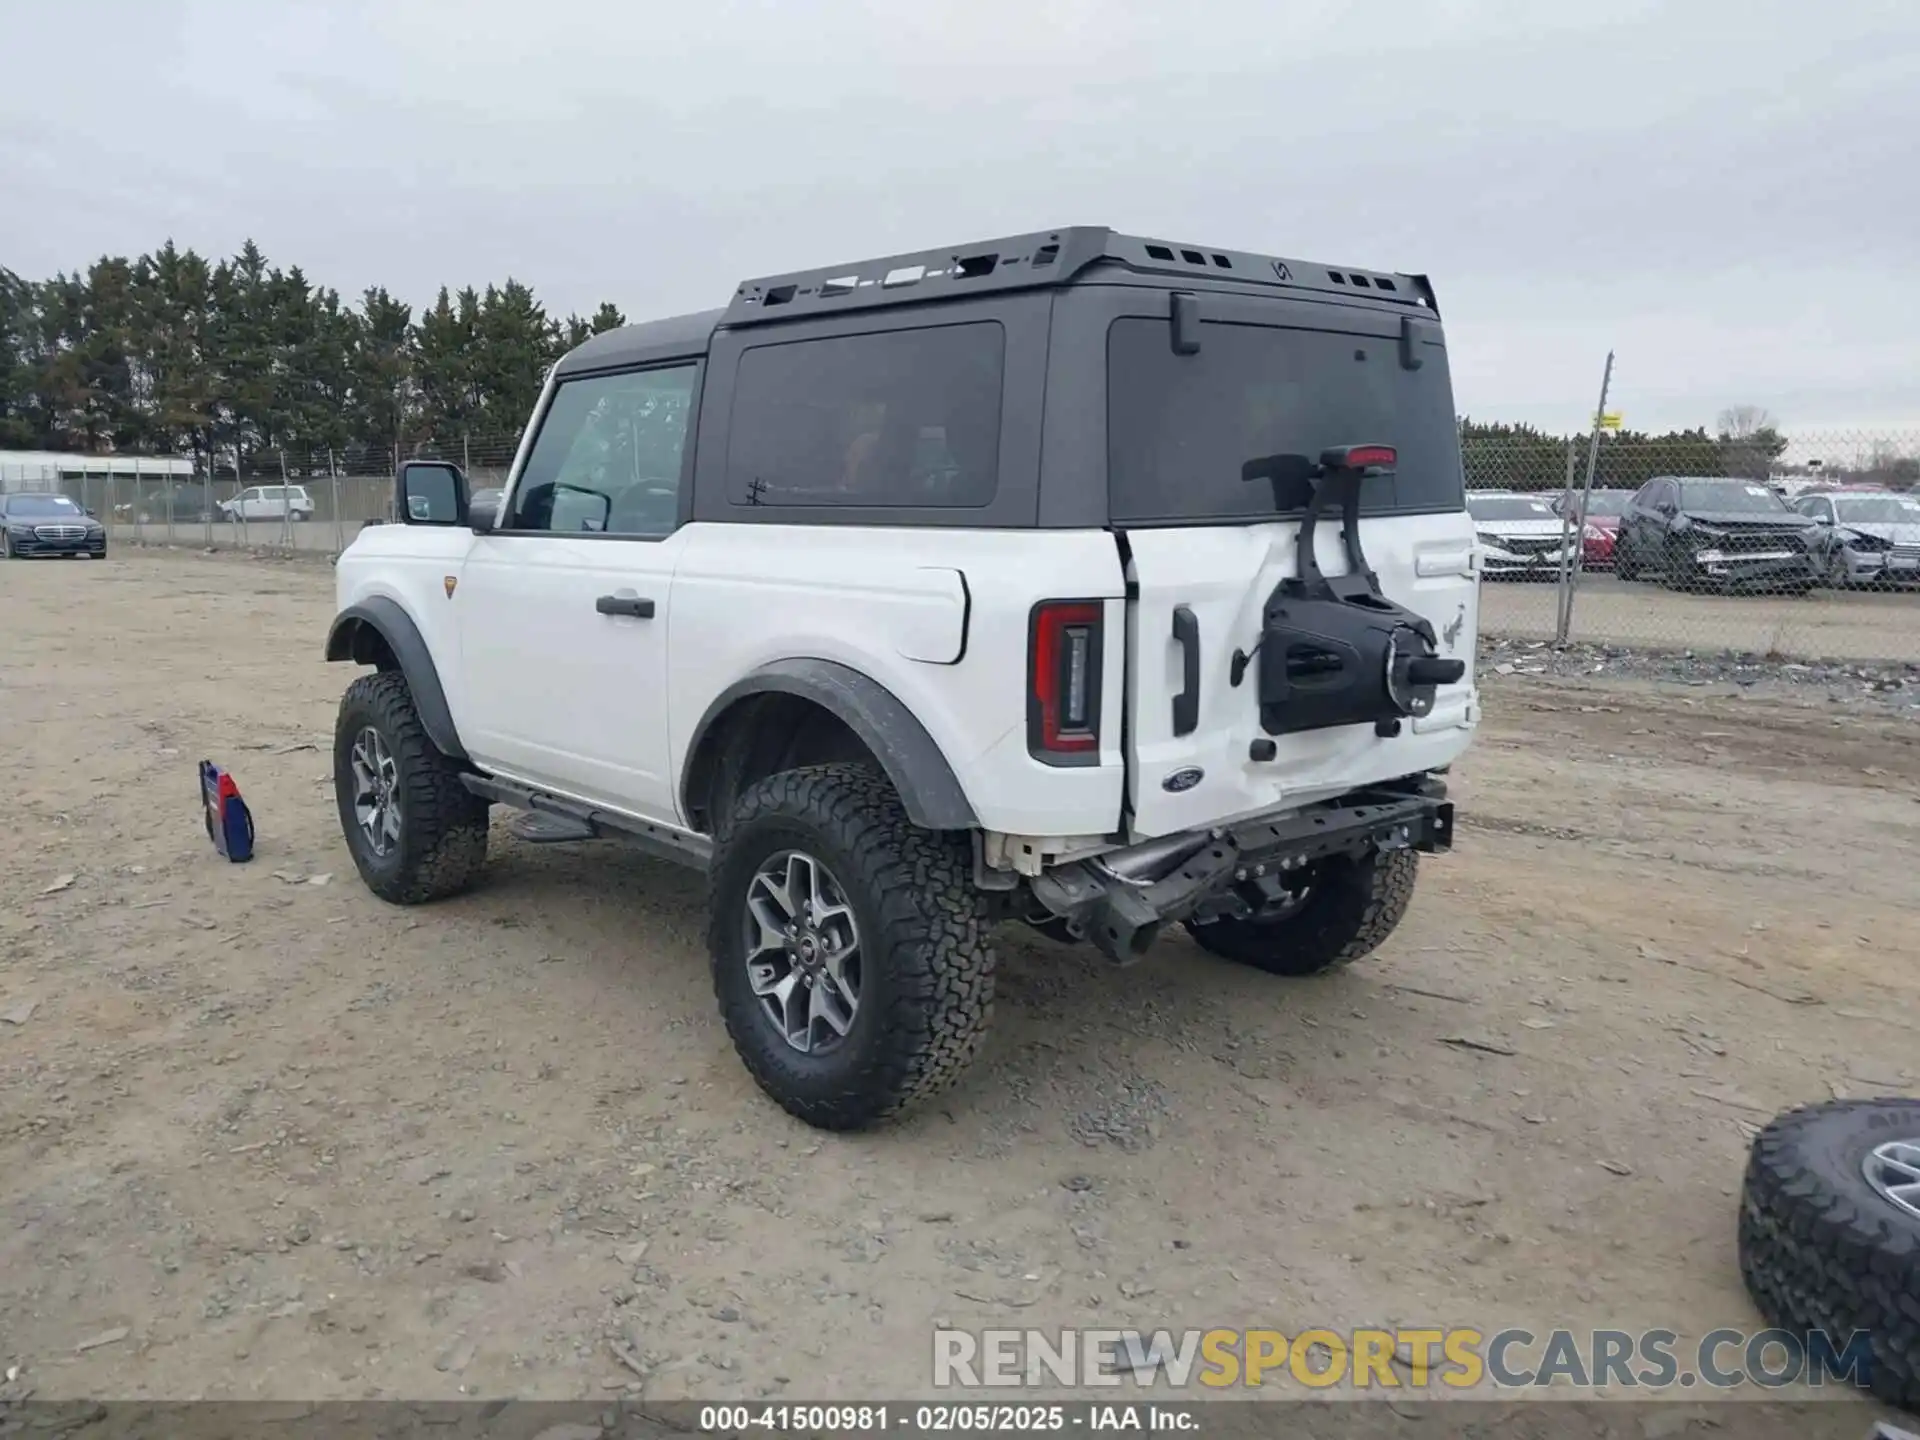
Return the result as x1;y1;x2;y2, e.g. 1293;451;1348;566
1554;488;1634;569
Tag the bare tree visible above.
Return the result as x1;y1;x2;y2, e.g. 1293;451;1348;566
1716;404;1778;440
1716;405;1787;479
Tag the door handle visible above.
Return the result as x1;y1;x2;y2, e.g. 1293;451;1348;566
1171;605;1200;737
595;593;656;619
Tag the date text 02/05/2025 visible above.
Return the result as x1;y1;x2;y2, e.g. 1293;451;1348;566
696;1404;1196;1433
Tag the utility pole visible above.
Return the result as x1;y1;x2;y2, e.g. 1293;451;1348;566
1556;351;1615;645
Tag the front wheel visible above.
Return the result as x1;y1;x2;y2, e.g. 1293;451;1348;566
707;763;996;1131
333;672;491;904
1185;848;1418;977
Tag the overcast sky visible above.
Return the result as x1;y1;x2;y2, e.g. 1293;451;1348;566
4;0;1917;439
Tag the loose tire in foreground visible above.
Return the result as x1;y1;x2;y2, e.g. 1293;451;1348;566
707;762;996;1132
1738;1098;1920;1412
333;672;491;906
1183;847;1417;977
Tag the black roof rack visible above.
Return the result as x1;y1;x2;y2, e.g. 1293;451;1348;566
722;226;1438;326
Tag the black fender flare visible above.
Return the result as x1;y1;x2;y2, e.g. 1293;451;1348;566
682;659;978;833
324;597;467;761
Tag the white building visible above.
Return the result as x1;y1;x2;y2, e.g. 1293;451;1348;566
0;449;195;492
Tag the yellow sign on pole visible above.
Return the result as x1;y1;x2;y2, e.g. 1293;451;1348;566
1598;412;1624;431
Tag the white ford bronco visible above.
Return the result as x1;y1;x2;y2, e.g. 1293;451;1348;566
326;226;1480;1130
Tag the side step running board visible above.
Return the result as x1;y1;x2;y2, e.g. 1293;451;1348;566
461;774;712;871
507;811;598;845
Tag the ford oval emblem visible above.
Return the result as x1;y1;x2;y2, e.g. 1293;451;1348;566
1162;767;1205;794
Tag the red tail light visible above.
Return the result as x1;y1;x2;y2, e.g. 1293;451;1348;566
1343;445;1397;470
1028;600;1104;763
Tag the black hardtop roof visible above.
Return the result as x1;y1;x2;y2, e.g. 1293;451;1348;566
552;307;726;377
552;225;1439;376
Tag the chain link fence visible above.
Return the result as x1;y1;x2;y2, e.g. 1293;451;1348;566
1466;430;1920;664
5;428;1916;665
0;435;524;559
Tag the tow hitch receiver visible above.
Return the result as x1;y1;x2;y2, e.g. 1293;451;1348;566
1234;446;1466;738
1029;785;1453;967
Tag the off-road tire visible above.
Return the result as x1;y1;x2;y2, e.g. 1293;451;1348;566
707;762;996;1131
1183;848;1417;977
1615;546;1639;581
333;671;490;905
1738;1098;1920;1412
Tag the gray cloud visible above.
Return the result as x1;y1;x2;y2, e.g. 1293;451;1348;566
4;0;1916;432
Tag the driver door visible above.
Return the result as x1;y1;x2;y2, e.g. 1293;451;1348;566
455;360;701;823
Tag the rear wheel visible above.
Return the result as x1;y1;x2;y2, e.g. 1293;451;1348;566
1185;848;1417;977
708;763;996;1131
1615;542;1639;581
333;672;491;904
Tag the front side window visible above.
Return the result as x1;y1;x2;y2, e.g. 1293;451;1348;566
725;322;1005;509
509;364;699;537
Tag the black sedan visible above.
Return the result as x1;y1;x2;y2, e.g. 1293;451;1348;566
0;492;108;559
1614;476;1819;594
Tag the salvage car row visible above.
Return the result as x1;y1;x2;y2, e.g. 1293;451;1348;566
1470;478;1920;592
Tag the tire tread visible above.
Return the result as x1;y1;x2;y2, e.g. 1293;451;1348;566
707;763;994;1130
335;671;489;905
1737;1098;1920;1412
1184;847;1417;977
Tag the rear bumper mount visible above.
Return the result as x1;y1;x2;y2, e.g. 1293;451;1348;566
1028;781;1453;967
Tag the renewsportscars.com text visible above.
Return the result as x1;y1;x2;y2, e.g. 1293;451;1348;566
932;1327;1876;1392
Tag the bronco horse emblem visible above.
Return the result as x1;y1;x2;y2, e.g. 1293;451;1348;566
444;575;458;598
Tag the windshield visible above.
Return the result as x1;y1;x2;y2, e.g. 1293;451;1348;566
1468;494;1557;521
6;494;83;516
1834;496;1920;524
1678;479;1790;514
1106;317;1464;524
1569;490;1630;517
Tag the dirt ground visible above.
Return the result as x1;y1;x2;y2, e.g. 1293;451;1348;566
2;549;1918;1407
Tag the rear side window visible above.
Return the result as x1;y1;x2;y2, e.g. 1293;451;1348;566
1107;318;1464;524
725;323;1004;509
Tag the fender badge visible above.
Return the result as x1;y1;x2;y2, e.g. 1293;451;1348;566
1162;767;1205;794
443;576;458;598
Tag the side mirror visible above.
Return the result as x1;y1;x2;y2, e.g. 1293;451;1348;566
468;496;500;534
396;460;468;527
